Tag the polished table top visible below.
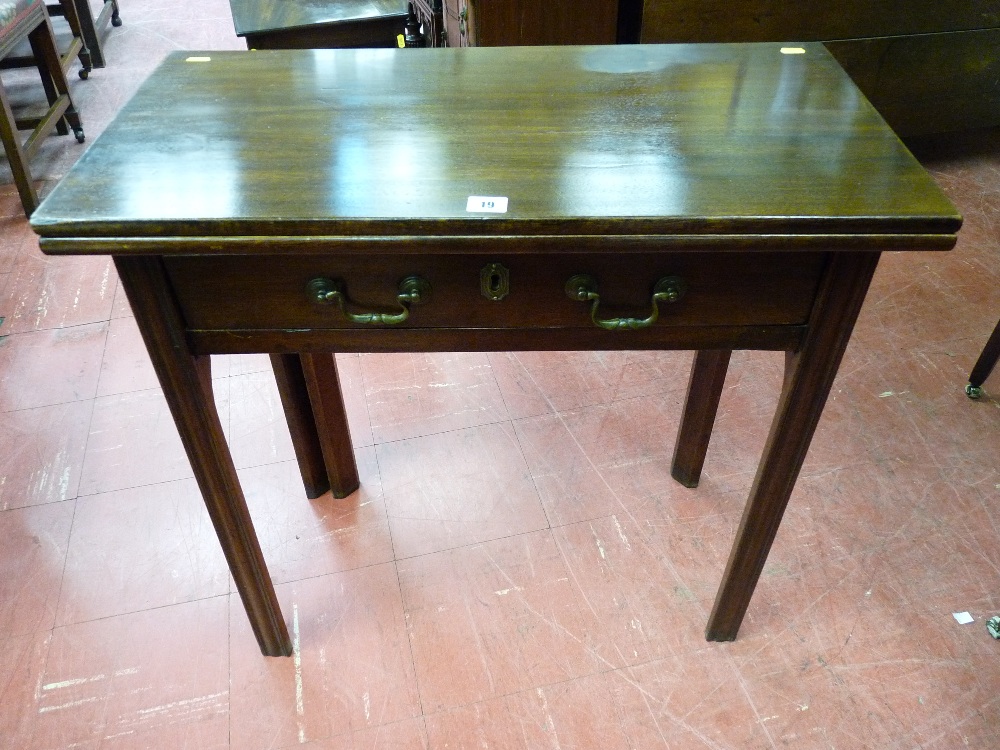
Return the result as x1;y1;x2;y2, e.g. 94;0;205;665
32;44;959;245
229;0;406;37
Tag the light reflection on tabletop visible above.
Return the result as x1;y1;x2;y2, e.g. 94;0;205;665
33;44;957;234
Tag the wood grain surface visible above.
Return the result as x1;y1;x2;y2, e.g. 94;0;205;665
32;44;959;243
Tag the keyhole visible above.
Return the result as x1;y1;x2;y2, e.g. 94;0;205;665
480;263;509;301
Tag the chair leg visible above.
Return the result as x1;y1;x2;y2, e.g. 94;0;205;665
27;16;83;141
72;0;101;68
0;83;40;215
27;19;65;134
67;0;121;70
966;318;1000;399
57;0;93;78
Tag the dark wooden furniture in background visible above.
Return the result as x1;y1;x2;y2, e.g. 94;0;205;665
637;0;1000;137
408;0;444;47
438;0;619;46
45;0;91;74
230;0;408;49
67;0;121;69
2;0;91;78
0;0;84;216
32;44;960;656
966;319;1000;399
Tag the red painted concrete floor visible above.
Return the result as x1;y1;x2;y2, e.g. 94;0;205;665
1;3;998;747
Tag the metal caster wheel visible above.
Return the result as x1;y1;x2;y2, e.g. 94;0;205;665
79;68;89;80
111;14;122;26
73;128;85;143
965;383;984;399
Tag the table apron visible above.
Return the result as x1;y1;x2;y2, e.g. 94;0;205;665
187;324;807;355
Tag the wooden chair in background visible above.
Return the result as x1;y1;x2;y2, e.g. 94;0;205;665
44;0;92;76
1;0;91;78
0;0;84;216
68;0;120;69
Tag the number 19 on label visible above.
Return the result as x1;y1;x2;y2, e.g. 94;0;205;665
466;196;508;213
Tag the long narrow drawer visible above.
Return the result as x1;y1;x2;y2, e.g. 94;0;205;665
164;251;827;332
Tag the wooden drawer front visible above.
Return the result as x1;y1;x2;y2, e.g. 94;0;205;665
165;252;826;332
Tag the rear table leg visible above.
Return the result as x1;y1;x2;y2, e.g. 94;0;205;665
272;353;359;500
300;353;360;499
271;353;332;499
671;349;732;488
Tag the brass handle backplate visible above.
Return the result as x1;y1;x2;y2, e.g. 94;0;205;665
565;274;687;330
307;275;431;325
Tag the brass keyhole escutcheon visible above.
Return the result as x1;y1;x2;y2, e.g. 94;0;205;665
480;262;509;301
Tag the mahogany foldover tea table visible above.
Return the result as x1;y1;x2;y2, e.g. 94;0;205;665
31;45;961;656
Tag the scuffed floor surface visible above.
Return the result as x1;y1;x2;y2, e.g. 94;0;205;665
1;2;998;747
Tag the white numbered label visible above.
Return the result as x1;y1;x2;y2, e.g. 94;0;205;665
466;196;508;213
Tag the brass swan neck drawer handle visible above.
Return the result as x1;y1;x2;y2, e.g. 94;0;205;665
307;276;431;325
565;274;687;330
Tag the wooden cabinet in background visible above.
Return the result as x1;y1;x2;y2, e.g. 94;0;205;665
441;0;619;46
639;0;998;42
638;0;1000;137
